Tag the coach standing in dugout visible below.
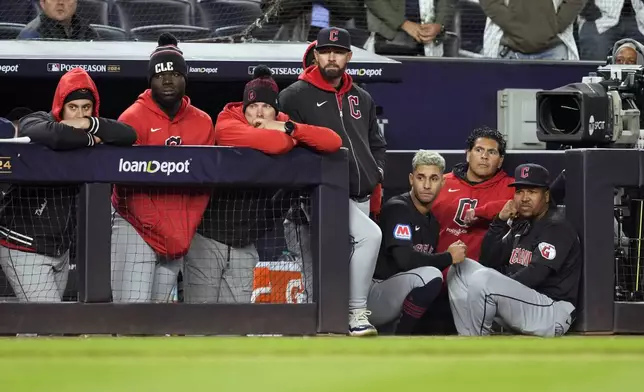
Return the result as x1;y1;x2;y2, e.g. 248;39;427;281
280;27;387;337
111;33;215;303
447;164;581;337
0;67;136;302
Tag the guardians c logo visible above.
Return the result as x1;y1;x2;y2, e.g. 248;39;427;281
165;136;182;146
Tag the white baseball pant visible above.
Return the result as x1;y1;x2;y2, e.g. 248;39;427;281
0;247;69;302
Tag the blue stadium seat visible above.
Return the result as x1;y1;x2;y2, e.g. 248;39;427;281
197;0;262;31
0;22;25;39
0;0;38;24
114;0;194;32
131;24;210;41
75;0;112;26
91;24;128;40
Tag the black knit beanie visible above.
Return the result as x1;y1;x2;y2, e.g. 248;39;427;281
64;89;95;105
148;33;187;83
243;65;279;114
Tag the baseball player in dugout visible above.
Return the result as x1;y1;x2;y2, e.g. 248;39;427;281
280;27;387;336
432;127;515;263
370;151;467;335
181;65;342;304
111;33;216;303
0;67;136;302
447;164;582;337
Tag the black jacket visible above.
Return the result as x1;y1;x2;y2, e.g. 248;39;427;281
279;67;387;199
479;208;582;307
18;13;98;41
0;68;136;256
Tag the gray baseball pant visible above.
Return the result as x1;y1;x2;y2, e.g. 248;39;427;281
183;233;258;303
367;266;443;326
111;212;183;303
447;258;575;337
349;199;381;311
0;247;69;302
283;219;313;303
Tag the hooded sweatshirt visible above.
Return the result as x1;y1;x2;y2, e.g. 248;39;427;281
431;162;515;261
112;89;215;259
0;68;136;257
279;65;387;199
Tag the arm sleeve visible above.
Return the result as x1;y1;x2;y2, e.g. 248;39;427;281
368;99;387;180
475;200;510;220
17;28;40;39
291;123;342;153
556;0;587;34
215;117;294;155
509;223;577;288
89;117;137;146
381;202;453;272
435;0;457;26
365;0;407;31
480;0;522;38
479;216;514;271
117;108;145;145
279;89;305;123
19;112;94;150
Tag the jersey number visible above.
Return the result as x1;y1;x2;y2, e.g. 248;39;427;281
454;198;478;227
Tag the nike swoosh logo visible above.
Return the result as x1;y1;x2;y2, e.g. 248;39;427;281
415;226;420;231
448;189;459;192
317;101;327;107
151;128;161;133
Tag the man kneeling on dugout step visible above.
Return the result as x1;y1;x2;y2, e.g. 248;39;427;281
369;150;467;335
447;164;581;337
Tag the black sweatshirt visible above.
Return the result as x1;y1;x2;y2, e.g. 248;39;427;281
479;208;582;306
374;192;453;280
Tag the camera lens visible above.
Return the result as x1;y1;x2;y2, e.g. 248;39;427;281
539;95;582;135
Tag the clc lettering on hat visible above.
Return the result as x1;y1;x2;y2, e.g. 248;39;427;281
155;62;174;74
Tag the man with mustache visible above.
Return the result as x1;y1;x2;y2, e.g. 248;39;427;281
279;27;387;336
447;164;581;337
111;33;216;303
369;150;467;335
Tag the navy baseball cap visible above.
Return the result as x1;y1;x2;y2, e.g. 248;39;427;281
510;163;550;188
316;27;351;51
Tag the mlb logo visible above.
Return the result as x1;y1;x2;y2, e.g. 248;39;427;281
393;224;412;240
47;63;60;72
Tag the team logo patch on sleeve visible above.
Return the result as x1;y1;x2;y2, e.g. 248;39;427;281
393;224;412;240
538;242;556;260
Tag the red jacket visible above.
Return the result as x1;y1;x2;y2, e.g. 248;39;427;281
215;102;342;154
111;90;215;259
432;163;515;261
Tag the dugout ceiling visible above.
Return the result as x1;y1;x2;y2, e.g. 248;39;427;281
0;40;401;82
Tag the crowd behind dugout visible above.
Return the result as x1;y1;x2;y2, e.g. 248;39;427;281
0;27;582;339
3;0;644;61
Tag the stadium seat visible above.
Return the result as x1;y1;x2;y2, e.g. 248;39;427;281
75;0;111;26
0;0;38;24
131;24;210;41
197;0;262;31
91;24;129;40
0;22;25;39
455;0;487;55
114;0;194;32
212;24;246;37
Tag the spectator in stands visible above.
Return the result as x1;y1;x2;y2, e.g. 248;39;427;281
369;150;466;335
612;38;644;64
182;65;341;304
432;127;514;263
578;1;644;61
480;0;584;60
111;33;215;303
19;0;98;40
0;68;135;303
280;27;387;337
364;0;456;56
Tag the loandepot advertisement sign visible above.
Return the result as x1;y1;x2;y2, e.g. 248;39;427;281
118;158;191;176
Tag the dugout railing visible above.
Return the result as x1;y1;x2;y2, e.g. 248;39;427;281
384;149;644;334
0;144;349;336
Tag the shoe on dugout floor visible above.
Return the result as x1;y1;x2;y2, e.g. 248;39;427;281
349;309;378;337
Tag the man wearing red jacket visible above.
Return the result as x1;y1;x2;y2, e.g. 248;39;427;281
111;33;216;303
182;65;341;304
432;127;515;263
0;67;136;302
